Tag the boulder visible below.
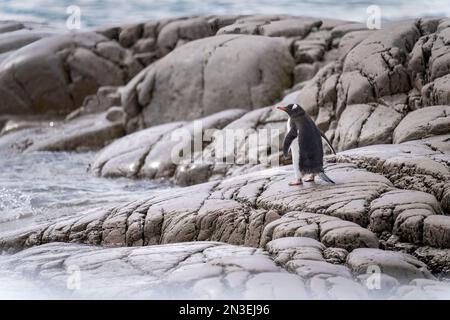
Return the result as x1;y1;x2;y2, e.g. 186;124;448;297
121;34;295;126
393;105;450;143
346;248;434;283
0;32;141;117
0;112;125;153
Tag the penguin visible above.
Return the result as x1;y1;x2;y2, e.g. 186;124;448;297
277;103;336;185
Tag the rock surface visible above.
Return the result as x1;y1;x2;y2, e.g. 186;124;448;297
1;239;447;299
1;15;450;299
120;34;294;126
0;112;126;153
0;32;141;117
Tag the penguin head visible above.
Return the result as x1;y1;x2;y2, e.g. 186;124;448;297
276;103;305;118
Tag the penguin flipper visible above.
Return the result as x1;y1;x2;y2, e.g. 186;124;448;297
319;172;335;184
320;131;336;155
283;126;298;157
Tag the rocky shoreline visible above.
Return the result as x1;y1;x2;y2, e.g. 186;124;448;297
0;15;449;299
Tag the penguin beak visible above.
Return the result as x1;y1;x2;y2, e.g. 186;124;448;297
276;106;288;111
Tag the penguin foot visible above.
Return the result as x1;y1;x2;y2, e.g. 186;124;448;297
288;179;302;186
303;174;315;182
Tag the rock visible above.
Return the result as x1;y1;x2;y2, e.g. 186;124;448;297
395;279;450;299
118;23;143;48
91;109;245;178
156;17;215;55
266;237;370;299
323;247;349;264
333;104;402;150
346;248;434;283
0;112;125;153
262;211;379;251
290;18;450;151
414;246;450;275
74;86;122;117
294;63;319;84
0;162;399;252
335;135;450;213
368;189;440;236
0;242;309;299
105;106;126;122
121;34;295;127
0;32;141;117
259;18;322;37
393;105;450;143
423;215;450;248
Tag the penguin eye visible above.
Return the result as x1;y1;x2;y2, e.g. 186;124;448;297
292;104;298;110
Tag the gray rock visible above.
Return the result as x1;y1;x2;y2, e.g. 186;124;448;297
121;34;295;127
0;112;125;153
423;215;450;248
0;242;310;299
333;104;403;150
91;109;245;178
347;248;434;283
414;246;450;275
323;247;349;264
393;105;450;143
394;278;450;299
0;32;141;117
336;135;450;213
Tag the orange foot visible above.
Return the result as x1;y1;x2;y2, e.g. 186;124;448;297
303;174;315;182
288;179;302;186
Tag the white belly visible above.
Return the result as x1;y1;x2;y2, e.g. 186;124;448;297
286;118;301;179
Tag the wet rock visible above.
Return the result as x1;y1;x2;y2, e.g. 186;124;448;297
0;112;125;153
0;162;400;252
91;109;245;178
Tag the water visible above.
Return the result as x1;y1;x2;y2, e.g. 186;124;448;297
0;151;173;299
0;151;172;233
0;0;449;29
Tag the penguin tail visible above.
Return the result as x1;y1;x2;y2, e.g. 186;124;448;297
319;172;335;184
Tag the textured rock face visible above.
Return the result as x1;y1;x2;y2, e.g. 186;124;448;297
393;105;450;143
1;239;447;299
0;21;60;62
0;32;141;117
0;111;126;153
90;109;246;178
1;242;309;299
121;34;294;126
334;134;450;213
293;18;450;152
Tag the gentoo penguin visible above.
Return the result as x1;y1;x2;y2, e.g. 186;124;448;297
277;103;336;185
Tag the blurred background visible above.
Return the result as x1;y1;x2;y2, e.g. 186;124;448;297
0;0;449;28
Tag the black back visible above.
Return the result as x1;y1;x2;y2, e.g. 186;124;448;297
293;113;324;173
